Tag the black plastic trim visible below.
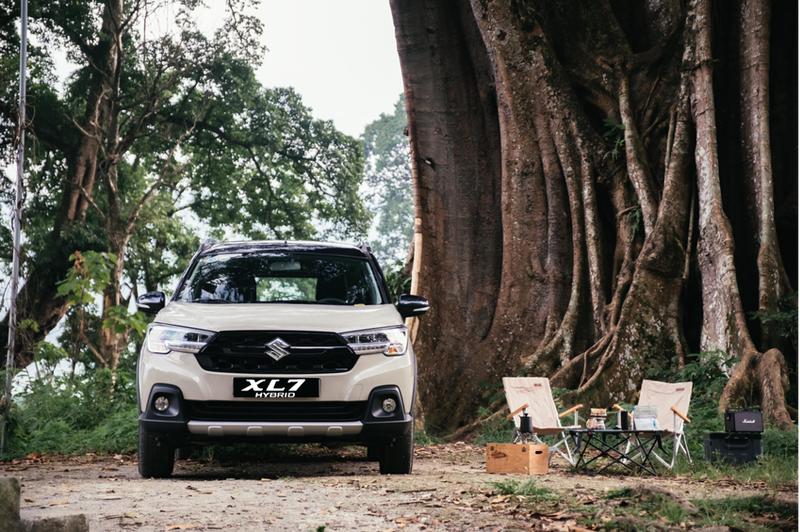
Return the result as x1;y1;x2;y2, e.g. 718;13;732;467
363;385;407;424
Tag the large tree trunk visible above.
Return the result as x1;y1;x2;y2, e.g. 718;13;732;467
391;0;796;431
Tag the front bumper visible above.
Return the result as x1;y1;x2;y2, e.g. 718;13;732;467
140;384;413;445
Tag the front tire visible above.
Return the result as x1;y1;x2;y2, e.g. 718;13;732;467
138;423;175;478
378;429;414;475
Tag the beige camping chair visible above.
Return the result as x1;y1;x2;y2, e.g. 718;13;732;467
503;377;582;465
628;380;693;468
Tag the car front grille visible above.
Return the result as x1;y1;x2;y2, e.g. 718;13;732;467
185;400;367;422
195;331;358;374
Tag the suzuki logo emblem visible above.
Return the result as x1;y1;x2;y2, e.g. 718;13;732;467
265;337;291;361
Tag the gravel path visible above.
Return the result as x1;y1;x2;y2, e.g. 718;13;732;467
3;443;796;531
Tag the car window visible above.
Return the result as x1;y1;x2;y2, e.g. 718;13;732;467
175;252;385;305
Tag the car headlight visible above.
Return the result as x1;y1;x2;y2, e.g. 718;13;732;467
342;326;408;356
147;324;213;354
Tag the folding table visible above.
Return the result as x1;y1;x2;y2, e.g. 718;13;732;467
566;428;663;476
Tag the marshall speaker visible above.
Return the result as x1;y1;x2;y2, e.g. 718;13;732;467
724;408;764;433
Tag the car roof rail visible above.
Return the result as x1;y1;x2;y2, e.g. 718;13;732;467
199;237;219;253
360;240;372;254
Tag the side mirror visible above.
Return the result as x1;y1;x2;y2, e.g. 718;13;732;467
396;294;429;319
137;291;166;315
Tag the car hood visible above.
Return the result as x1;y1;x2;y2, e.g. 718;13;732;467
154;301;404;333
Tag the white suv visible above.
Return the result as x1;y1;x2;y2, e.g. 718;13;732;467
135;240;429;477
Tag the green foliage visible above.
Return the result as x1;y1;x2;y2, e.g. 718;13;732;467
479;379;508;406
362;95;414;263
4;369;138;457
602;118;626;160
103;306;148;337
486;478;554;500
625;205;642;242
692;495;797;530
55;251;148;354
747;290;800;408
762;427;798;457
646;350;737;458
1;0;371;377
56;251;117;306
747;291;798;345
474;414;515;447
384;259;412;303
414;430;441;446
603;487;632;499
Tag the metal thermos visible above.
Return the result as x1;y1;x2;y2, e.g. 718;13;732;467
618;409;629;430
519;412;533;434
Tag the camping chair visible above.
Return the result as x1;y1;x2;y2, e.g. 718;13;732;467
502;377;582;465
627;380;693;469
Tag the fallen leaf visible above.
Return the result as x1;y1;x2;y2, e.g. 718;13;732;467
47;499;69;506
24;499;34;503
490;494;513;504
260;478;271;482
491;527;503;532
165;525;196;531
124;513;139;519
5;466;27;471
395;517;420;524
199;491;212;495
104;467;119;471
107;490;116;493
276;492;287;497
319;508;329;516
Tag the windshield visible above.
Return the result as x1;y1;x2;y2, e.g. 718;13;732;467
175;252;385;305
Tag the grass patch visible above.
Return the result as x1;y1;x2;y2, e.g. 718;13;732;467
414;430;441;446
664;452;798;488
487;478;554;500
603;487;632;499
692;495;798;530
595;490;797;532
474;417;514;447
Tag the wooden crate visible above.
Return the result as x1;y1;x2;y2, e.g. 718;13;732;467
486;443;548;475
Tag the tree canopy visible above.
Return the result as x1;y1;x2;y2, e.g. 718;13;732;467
361;94;414;264
0;0;369;372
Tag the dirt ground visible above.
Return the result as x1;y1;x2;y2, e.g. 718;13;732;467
3;443;797;531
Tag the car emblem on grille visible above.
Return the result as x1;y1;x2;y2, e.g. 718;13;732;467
265;337;291;361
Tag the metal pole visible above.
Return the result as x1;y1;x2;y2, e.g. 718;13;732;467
2;0;27;456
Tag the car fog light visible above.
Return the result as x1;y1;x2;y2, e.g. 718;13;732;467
154;396;170;412
382;398;397;413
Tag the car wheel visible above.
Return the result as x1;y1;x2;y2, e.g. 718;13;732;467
138;423;174;478
378;429;414;475
366;444;382;462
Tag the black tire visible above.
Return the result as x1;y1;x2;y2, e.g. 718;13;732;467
366;444;381;462
138;423;175;478
378;429;414;475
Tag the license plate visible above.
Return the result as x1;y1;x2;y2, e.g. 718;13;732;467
233;377;319;398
